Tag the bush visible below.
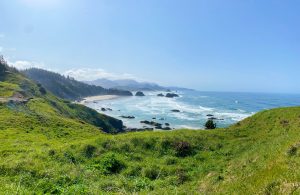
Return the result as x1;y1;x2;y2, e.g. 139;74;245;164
174;141;193;157
37;83;47;95
64;151;77;164
96;153;125;174
160;139;173;154
133;178;153;191
142;166;160;180
287;146;297;156
176;168;189;184
48;149;56;156
164;157;177;165
124;165;142;177
205;119;216;129
83;144;97;158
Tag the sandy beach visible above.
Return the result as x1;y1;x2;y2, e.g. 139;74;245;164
79;95;120;104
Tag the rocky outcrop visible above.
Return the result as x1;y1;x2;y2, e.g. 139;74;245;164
135;91;145;96
140;120;162;129
157;93;164;97
124;127;154;132
166;93;179;98
120;115;135;119
171;109;180;112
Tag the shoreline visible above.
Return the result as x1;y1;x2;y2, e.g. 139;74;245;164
79;95;121;104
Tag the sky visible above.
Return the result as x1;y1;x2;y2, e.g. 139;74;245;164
0;0;299;93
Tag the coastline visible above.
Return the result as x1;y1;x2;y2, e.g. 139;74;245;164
79;95;120;104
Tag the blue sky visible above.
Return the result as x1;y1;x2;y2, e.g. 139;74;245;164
0;0;299;93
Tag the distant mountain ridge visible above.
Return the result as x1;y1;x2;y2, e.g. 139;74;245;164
85;78;194;91
85;78;165;91
22;68;133;100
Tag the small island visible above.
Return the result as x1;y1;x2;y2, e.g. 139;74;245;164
135;91;145;96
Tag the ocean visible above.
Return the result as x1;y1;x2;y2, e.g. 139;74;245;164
82;91;300;129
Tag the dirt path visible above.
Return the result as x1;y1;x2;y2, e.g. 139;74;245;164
0;93;30;103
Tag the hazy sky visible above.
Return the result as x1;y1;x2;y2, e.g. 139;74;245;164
0;0;299;93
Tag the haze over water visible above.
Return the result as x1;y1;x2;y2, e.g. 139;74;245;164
83;91;300;129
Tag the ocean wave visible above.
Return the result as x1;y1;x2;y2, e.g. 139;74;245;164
170;112;200;121
214;111;252;121
175;125;201;130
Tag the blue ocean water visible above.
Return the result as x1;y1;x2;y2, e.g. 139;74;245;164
83;91;300;129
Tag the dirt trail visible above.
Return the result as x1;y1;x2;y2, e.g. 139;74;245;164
0;92;30;103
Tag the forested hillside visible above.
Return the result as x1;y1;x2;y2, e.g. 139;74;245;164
0;58;124;133
23;68;133;100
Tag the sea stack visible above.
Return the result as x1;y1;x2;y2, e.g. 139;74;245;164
166;93;179;98
135;91;145;96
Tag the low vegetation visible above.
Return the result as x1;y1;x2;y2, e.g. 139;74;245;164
1;58;300;194
205;119;217;129
1;102;300;194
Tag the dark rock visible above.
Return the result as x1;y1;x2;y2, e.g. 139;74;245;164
171;109;180;112
140;120;162;128
135;91;145;96
157;93;164;97
159;118;165;120
206;114;214;117
106;108;113;111
208;117;218;120
166;93;179;98
165;123;170;126
152;117;156;120
120;115;135;119
101;108;106;111
124;127;154;132
140;120;151;125
162;127;172;130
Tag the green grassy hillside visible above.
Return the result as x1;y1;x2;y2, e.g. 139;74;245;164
0;59;123;133
1;104;300;194
1;59;300;194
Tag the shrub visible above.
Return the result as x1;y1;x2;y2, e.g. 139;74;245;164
287;146;297;156
83;144;97;158
133;178;153;191
176;168;189;184
38;84;47;95
48;149;56;156
96;153;125;174
159;139;173;154
124;165;142;177
164;157;177;165
264;181;280;195
205;119;216;129
119;143;131;152
174;141;193;157
142;166;160;180
64;151;77;164
141;138;157;150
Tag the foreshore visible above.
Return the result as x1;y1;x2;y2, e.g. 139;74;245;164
79;95;120;104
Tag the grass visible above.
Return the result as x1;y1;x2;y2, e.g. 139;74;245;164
0;82;20;97
1;63;300;194
1;105;300;194
0;68;123;133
